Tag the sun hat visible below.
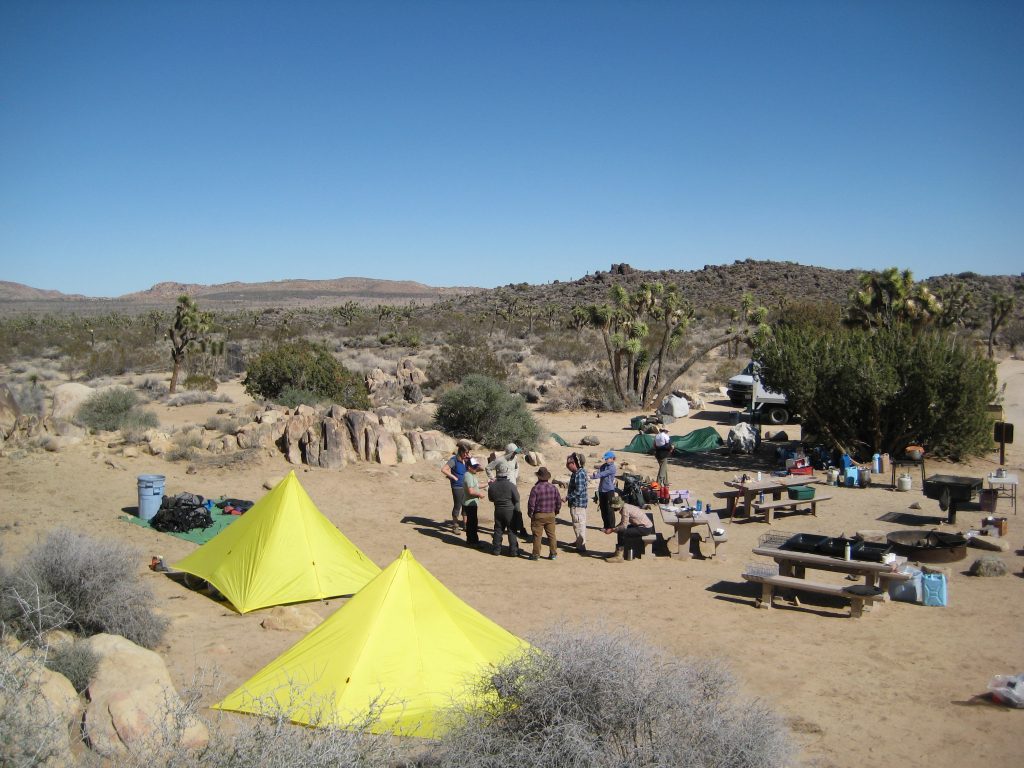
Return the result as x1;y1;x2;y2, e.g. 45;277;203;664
505;443;521;456
468;458;481;469
495;459;510;477
535;467;551;481
610;493;624;510
603;451;616;459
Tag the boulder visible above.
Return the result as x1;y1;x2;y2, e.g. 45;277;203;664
580;435;601;446
260;605;323;632
968;556;1008;576
83;634;208;757
38;435;83;452
0;659;80;768
319;417;353;468
375;407;403;434
236;420;285;450
375;432;399;466
283;412;318;465
403;383;424;403
417;430;455;462
146;432;175;456
366;368;401;405
396;357;428;387
0;383;20;437
524;450;543;467
727;422;758;454
659;394;690;418
345;411;380;461
50;383;94;422
326;404;347;421
395;433;416;464
301;425;322;467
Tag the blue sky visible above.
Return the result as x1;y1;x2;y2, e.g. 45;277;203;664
1;1;1021;298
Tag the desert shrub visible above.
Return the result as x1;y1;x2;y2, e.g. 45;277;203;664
434;374;540;450
274;386;326;409
8;528;168;648
431;625;794;768
139;377;170;397
44;639;98;693
0;646;73;768
398;407;435;432
570;367;625;411
244;340;370;409
426;342;507;390
166;429;204;462
205;413;247;434
120;409;160;443
183;373;217;392
6;382;46;418
538;384;586;412
167;390;231;407
76;387;159;432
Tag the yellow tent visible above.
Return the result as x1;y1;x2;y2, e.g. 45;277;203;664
214;548;528;737
172;471;380;613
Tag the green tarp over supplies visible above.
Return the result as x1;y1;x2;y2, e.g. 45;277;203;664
621;426;723;454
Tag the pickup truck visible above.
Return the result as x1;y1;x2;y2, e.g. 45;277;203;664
726;361;791;425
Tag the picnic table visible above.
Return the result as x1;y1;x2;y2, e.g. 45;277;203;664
746;543;911;617
722;474;825;523
659;506;726;559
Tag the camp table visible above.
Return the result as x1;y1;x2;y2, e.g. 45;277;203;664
723;474;821;521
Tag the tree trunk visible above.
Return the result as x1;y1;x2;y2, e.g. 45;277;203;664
643;332;744;409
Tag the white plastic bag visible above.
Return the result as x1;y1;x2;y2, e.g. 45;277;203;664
988;673;1024;707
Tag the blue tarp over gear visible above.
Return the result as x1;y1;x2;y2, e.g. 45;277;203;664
621;426;723;454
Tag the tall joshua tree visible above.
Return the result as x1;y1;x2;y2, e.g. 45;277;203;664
167;295;212;393
988;292;1015;358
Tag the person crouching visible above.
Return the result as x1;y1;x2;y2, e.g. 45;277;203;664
604;493;654;562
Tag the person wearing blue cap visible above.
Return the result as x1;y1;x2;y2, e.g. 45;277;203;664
592;451;618;533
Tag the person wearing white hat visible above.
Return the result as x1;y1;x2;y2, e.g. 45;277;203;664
653;427;673;487
486;442;527;538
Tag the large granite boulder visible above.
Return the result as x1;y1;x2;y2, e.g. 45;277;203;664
83;634;208;758
51;383;94;422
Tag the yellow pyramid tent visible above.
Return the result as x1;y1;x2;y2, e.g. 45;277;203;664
214;548;528;737
172;471;380;613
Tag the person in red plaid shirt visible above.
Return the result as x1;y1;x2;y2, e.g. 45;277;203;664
527;466;561;560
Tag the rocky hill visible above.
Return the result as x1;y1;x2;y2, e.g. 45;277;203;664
1;261;1019;318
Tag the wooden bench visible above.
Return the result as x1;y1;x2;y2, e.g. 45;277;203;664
749;494;833;523
742;573;885;618
624;512;659;560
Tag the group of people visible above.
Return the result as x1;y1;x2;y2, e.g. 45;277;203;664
441;442;658;562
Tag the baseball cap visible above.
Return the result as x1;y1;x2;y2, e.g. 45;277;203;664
602;451;616;459
468;458;481;469
495;459;510;477
505;443;521;455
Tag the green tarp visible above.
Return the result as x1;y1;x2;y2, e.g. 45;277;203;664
621;426;723;454
123;510;240;545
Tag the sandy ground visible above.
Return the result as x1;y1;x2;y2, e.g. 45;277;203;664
2;361;1023;767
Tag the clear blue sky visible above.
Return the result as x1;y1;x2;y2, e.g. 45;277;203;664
1;0;1021;297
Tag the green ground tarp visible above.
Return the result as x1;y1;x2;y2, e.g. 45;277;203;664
123;510;240;545
550;432;570;447
621;426;723;454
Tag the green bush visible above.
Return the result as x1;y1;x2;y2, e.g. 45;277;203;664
434;374;540;450
243;340;370;409
183;373;218;392
274;386;326;409
427;342;508;390
3;528;168;648
76;387;159;432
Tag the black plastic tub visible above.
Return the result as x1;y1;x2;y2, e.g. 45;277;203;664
815;536;858;558
851;541;892;563
780;533;829;553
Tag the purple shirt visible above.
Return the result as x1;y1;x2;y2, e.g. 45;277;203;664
528;481;562;516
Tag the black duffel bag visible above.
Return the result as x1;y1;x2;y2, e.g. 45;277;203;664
150;492;212;532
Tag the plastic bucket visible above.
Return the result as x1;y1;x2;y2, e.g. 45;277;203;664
137;474;165;522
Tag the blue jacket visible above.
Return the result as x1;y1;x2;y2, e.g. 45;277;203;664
592;461;617;493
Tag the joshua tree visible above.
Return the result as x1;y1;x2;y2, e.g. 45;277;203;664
843;267;941;333
167;295;211;393
988;292;1015;358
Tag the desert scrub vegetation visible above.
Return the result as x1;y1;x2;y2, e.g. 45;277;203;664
166;428;205;461
166;390;232;407
44;639;99;693
426;341;508;390
243;339;370;409
433;374;540;450
75;386;160;432
432;625;794;768
0;529;168;648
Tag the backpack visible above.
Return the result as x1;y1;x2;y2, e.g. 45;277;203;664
150;492;212;532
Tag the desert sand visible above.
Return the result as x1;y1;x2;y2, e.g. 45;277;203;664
2;361;1022;767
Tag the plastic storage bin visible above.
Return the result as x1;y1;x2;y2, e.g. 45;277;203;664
787;485;816;500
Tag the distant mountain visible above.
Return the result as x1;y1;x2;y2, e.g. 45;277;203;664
2;262;1019;317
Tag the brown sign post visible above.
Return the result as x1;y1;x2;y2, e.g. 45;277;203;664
993;422;1014;466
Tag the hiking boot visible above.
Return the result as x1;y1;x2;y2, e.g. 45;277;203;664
578;545;588;556
549;553;558;561
491;547;501;556
606;547;624;563
509;549;520;558
528;554;539;561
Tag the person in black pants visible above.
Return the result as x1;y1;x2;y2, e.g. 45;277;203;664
462;458;486;546
592;451;619;532
487;461;521;556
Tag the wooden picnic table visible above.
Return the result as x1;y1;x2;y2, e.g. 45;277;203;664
722;474;820;520
659;507;726;559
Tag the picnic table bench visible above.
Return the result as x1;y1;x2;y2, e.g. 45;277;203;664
749;493;833;523
741;573;886;618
